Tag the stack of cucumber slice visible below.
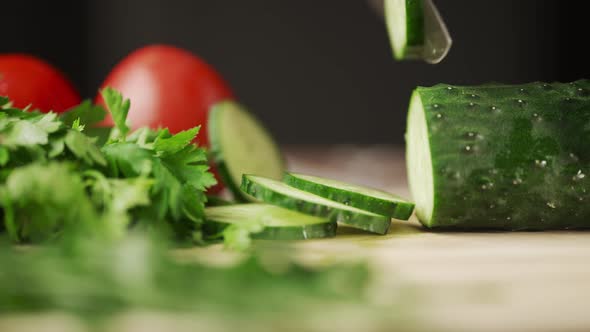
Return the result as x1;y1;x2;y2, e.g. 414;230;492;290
205;101;414;241
205;173;414;239
241;175;395;235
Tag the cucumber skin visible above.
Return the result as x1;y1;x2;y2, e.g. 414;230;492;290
241;175;391;235
412;80;590;230
203;219;337;241
405;0;425;53
283;173;415;220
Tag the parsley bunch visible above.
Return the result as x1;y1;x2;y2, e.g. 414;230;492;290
0;88;216;243
0;235;370;319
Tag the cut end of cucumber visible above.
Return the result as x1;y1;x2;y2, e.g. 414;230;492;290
385;0;424;60
208;101;285;200
406;91;434;226
385;0;408;59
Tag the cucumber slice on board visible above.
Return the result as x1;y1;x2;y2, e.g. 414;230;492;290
204;204;336;240
241;175;392;234
283;172;415;219
406;80;590;230
208;101;285;201
385;0;424;60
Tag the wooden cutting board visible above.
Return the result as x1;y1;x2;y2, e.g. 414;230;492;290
1;146;588;332
284;145;590;332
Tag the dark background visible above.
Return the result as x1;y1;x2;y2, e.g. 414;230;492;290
2;0;589;144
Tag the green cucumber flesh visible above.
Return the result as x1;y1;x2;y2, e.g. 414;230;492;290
283;172;415;219
385;0;424;60
406;80;590;230
204;204;336;240
241;175;392;234
208;101;285;201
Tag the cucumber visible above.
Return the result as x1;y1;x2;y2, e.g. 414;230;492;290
208;101;285;201
204;204;336;240
283;172;415;219
385;0;424;60
241;175;392;234
406;80;590;230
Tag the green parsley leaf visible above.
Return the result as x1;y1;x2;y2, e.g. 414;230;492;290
161;145;216;190
64;130;107;166
60;100;107;127
0;96;9;108
0;112;62;148
102;142;153;177
32;112;61;133
0;146;9;166
0;162;97;242
153;126;200;155
1;88;215;245
71;118;85;131
84;170;153;238
2;119;51;146
100;87;131;139
222;222;264;250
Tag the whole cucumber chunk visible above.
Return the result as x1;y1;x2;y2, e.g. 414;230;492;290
406;80;590;230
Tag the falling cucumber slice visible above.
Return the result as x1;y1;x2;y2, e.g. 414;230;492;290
283;172;414;219
406;80;590;230
241;175;392;234
204;204;336;240
208;101;285;201
385;0;424;60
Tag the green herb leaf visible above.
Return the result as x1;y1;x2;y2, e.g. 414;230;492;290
222;222;264;250
64;130;107;166
153;126;200;155
2;119;51;146
1;88;214;246
0;162;97;242
0;96;9;108
100;87;130;139
60;100;107;127
102;142;153;177
0;146;9;166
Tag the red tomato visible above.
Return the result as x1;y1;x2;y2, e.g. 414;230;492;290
0;54;81;113
96;45;235;194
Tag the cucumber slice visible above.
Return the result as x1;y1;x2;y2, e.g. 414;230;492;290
385;0;424;60
283;172;415;219
406;80;590;230
241;175;392;234
208;101;285;201
204;204;336;240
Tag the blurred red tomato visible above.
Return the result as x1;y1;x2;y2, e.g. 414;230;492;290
0;54;81;112
95;45;235;194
